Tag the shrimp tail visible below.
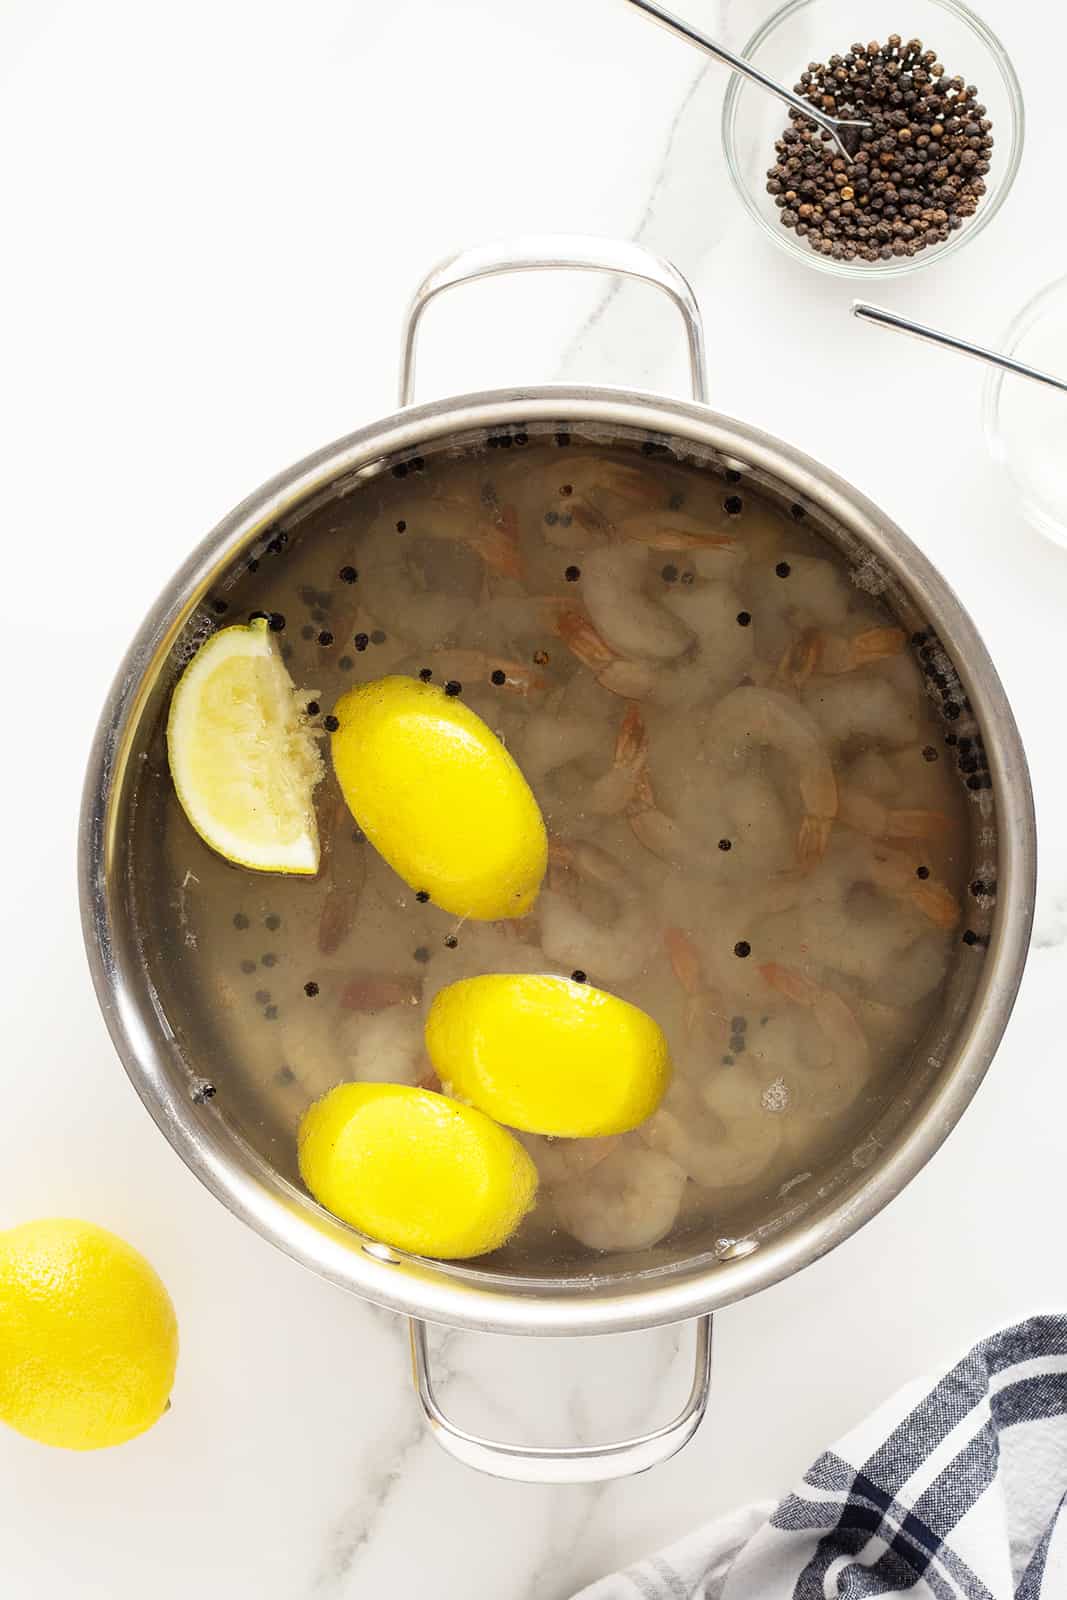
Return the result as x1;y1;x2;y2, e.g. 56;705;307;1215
797;813;833;867
885;807;953;840
479;504;524;579
915;881;962;930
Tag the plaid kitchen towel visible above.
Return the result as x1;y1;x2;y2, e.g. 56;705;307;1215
574;1316;1067;1600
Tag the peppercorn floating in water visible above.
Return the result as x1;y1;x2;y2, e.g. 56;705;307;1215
142;430;985;1267
766;36;993;263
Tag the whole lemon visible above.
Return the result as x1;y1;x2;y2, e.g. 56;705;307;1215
330;675;546;920
298;1082;538;1259
426;974;672;1137
0;1219;178;1450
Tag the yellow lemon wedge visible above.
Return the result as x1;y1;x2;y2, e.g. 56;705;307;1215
167;618;324;873
0;1219;178;1451
329;675;546;919
298;1082;538;1259
426;974;672;1138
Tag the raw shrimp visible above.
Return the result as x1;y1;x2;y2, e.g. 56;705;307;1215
837;783;952;843
519;711;607;785
616;510;737;553
750;554;851;663
779;625;907;688
550;607;661;700
386;489;524;579
579;545;695;661
759;964;871;1101
530;456;666;538
517;1131;620;1188
588;702;648;815
703;686;838;865
554;1141;687;1251
664;926;727;1042
802;675;922;749
645;1074;783;1190
540;840;650;984
661;577;755;693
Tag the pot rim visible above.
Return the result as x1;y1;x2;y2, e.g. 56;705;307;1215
79;384;1036;1336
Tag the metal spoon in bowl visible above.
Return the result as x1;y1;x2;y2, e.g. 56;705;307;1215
852;302;1067;394
622;0;871;161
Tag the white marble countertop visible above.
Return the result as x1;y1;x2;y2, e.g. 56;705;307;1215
2;0;1066;1594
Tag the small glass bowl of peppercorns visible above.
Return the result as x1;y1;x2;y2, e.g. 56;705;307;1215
722;0;1023;277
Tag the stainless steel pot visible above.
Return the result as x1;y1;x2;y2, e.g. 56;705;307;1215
79;236;1036;1483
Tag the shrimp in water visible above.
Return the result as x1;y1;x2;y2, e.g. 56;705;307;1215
645;1073;783;1190
779;625;907;689
531;457;666;538
758;964;872;1117
837;783;952;844
517;1131;621;1188
588;702;648;816
579;545;695;662
703;685;838;866
550;607;661;700
540;840;650;984
554;1141;687;1252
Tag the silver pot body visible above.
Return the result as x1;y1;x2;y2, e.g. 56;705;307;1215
79;239;1035;1480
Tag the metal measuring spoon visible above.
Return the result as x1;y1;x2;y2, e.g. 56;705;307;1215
623;0;871;161
852;303;1067;394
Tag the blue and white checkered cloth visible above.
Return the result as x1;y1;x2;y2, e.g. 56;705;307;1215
574;1317;1067;1599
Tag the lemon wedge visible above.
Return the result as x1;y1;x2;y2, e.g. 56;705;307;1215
167;618;323;873
426;974;672;1138
0;1219;178;1451
330;675;546;919
298;1082;538;1259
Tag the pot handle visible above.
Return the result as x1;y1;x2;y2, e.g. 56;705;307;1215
408;1312;713;1484
398;234;709;407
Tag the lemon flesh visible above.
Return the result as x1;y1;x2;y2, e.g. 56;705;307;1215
0;1219;178;1451
330;675;546;919
167;618;323;873
426;974;672;1138
298;1082;539;1259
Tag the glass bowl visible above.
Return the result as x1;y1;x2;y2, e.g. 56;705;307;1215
721;0;1024;279
983;275;1067;548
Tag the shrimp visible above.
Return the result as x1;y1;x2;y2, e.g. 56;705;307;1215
339;972;422;1011
579;545;695;661
517;1131;621;1188
588;702;648;815
703;686;837;866
837;783;952;843
540;840;650;983
664;926;727;1041
779;625;907;689
758;964;872;1117
627;769;712;866
864;842;960;929
760;965;870;1071
801;676;922;749
532;457;666;538
645;1074;782;1189
519;711;607;784
550;607;660;699
554;1141;687;1252
393;490;524;579
750;554;851;663
661;577;755;694
616;511;737;553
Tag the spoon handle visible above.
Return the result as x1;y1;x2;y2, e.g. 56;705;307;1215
622;0;840;140
852;302;1067;395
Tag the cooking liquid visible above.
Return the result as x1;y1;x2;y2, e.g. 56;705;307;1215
132;427;980;1268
